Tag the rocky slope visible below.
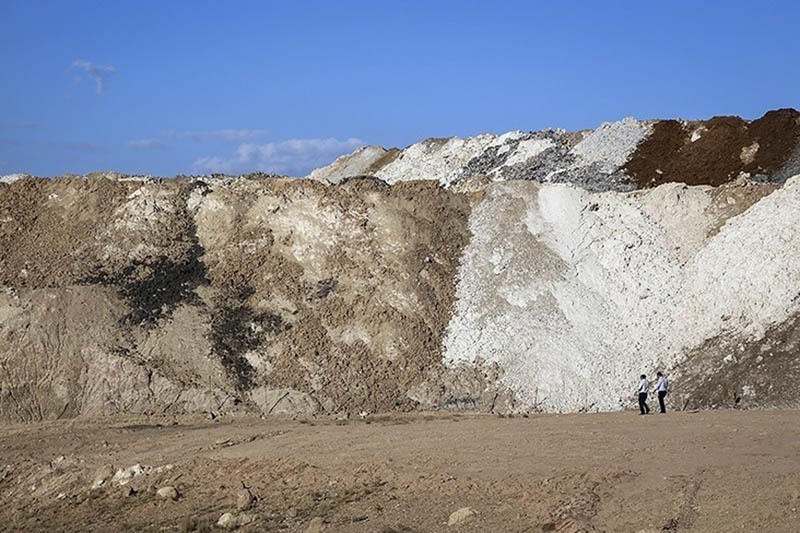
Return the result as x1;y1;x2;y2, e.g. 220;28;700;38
2;109;800;422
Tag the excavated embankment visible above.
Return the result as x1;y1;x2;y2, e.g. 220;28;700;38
3;109;800;422
0;176;507;422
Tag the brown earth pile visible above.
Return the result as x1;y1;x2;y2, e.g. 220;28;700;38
674;312;800;410
624;108;800;187
0;176;489;423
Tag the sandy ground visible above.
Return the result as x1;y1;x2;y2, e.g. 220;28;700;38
1;410;798;532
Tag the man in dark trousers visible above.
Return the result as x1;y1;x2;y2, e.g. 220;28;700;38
655;371;669;413
637;374;650;415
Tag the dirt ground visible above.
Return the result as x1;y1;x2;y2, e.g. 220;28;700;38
1;410;798;532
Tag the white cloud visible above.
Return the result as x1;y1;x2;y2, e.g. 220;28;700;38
125;138;167;150
192;137;365;176
71;59;116;94
164;129;269;142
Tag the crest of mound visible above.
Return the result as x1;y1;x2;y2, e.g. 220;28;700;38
307;109;800;192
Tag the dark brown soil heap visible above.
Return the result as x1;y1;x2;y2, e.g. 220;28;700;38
624;108;800;187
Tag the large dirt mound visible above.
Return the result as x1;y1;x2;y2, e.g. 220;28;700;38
1;176;507;423
3;110;800;422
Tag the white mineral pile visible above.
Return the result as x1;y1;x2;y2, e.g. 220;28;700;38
443;176;800;412
310;118;652;191
0;174;28;184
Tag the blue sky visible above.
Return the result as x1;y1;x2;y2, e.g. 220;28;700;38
1;0;799;177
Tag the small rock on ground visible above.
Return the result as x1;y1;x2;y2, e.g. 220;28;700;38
235;487;255;511
217;512;255;529
156;486;179;501
447;507;476;526
305;516;326;533
90;464;114;490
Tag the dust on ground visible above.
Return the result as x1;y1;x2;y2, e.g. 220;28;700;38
1;410;798;532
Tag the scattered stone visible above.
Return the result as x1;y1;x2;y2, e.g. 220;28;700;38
112;463;152;485
235;487;255;511
305;517;326;533
91;464;115;490
121;486;136;497
56;492;66;500
217;513;237;529
156;486;179;501
217;512;255;529
447;507;476;526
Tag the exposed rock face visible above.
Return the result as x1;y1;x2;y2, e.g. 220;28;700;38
2;109;800;422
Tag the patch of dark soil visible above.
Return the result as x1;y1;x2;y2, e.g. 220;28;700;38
461;135;526;177
624;108;800;187
80;183;210;326
209;290;289;391
308;278;337;301
673;312;800;410
83;244;207;326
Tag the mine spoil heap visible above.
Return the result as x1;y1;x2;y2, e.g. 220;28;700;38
2;109;800;422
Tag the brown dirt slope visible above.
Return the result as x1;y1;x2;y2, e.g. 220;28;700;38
673;312;800;411
0;176;481;423
625;108;800;187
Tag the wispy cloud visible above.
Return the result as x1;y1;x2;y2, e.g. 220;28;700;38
125;138;167;150
12;121;37;129
165;129;269;142
71;59;116;94
192;137;364;176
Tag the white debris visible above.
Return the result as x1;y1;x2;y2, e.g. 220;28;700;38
568;118;652;173
374;132;527;186
308;119;653;191
0;173;27;184
112;464;152;485
308;145;389;184
443;176;800;412
740;141;760;165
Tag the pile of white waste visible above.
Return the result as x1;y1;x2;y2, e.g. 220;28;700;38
309;118;652;191
442;177;800;411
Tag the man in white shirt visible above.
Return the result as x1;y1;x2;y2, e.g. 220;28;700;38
637;374;650;415
655;371;669;414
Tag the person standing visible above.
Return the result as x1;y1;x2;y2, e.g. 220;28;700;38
637;374;650;415
655;371;669;413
